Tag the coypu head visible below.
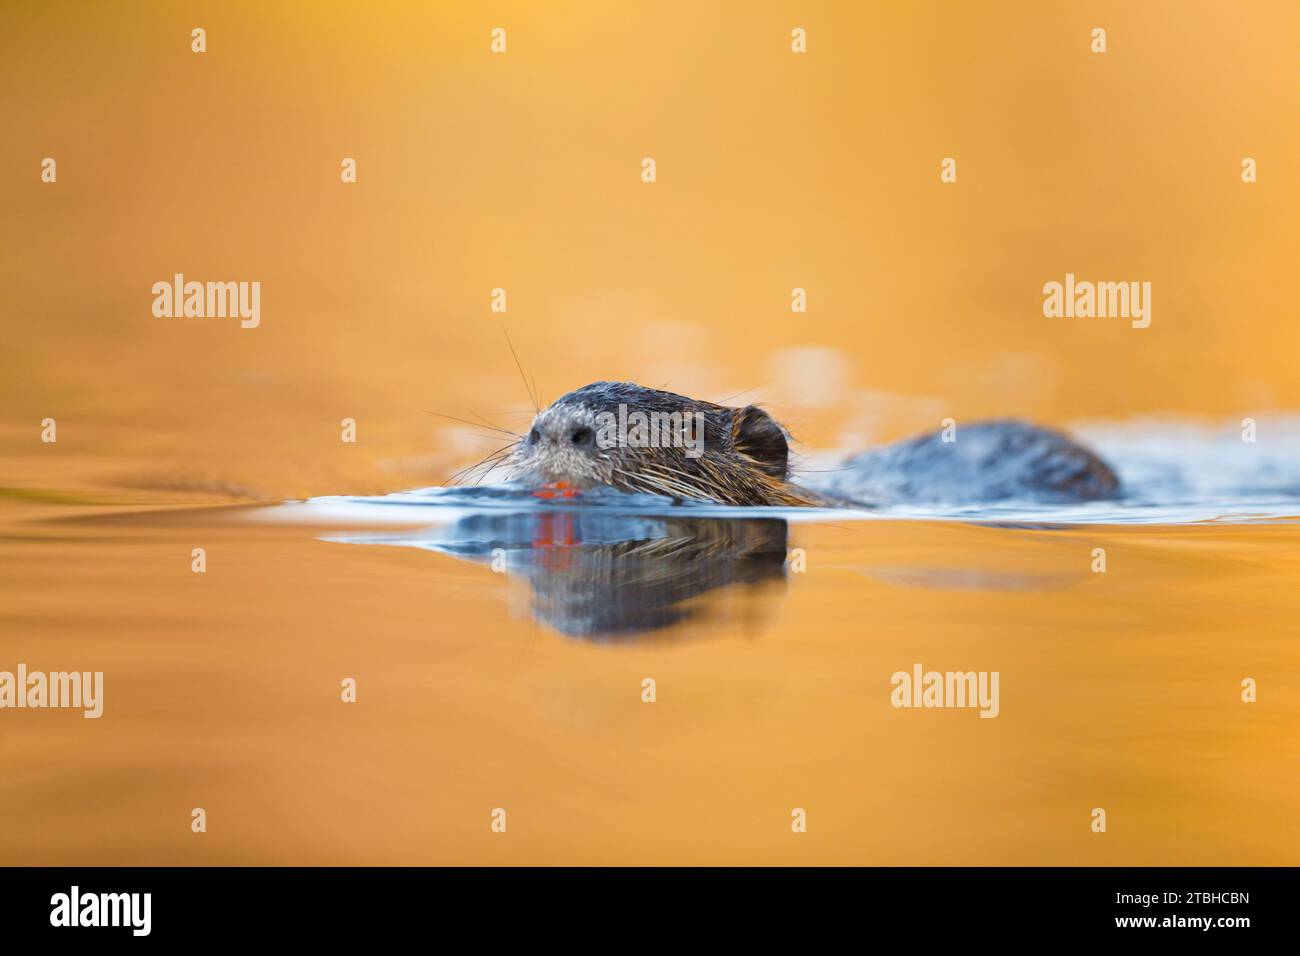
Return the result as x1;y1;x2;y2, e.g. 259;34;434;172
508;382;819;506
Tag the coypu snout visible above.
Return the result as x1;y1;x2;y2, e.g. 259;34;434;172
507;382;821;506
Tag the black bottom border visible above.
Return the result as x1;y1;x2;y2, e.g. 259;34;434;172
0;866;1290;941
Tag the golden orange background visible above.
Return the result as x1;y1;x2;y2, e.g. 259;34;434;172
4;0;1298;498
1;1;1297;865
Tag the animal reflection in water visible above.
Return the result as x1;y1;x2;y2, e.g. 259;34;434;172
329;511;791;640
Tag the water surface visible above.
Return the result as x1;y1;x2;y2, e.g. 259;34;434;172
3;445;1298;865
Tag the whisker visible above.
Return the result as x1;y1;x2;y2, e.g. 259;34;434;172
422;410;520;438
714;383;767;405
443;440;519;487
614;473;675;499
504;330;539;413
634;462;713;492
470;456;512;486
455;459;512;488
444;458;496;487
629;465;702;494
469;410;522;435
612;466;704;501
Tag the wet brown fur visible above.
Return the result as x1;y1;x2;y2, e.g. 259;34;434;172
507;381;825;506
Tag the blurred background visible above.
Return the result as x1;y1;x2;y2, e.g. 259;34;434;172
2;1;1299;869
2;0;1297;500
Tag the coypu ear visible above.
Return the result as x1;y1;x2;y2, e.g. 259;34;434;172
731;405;790;480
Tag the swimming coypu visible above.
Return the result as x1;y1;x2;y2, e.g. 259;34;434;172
507;381;1120;507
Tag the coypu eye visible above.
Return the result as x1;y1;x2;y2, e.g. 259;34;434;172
528;428;540;444
569;426;595;449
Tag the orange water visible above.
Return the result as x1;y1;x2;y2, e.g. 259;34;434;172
2;1;1298;865
1;490;1298;864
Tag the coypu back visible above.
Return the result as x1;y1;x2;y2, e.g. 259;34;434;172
816;419;1121;506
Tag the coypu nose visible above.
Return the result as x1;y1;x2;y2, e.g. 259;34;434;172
525;416;595;452
526;418;596;451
